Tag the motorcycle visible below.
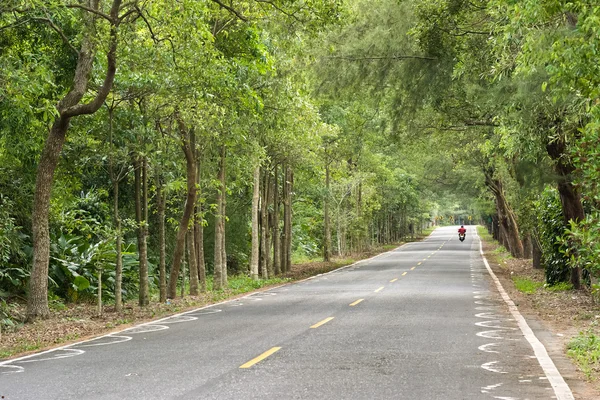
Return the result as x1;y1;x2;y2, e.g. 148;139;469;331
458;233;466;242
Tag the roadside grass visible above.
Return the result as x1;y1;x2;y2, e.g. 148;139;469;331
513;276;543;294
545;282;573;292
567;329;600;380
476;225;493;242
476;226;513;265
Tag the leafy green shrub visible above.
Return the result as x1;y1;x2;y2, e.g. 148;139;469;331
0;194;29;295
0;299;21;333
535;187;570;285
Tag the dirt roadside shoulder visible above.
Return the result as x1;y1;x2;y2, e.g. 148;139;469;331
479;232;600;399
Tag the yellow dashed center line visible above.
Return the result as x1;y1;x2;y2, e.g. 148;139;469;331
390;278;398;283
417;262;422;266
310;317;334;329
402;272;408;276
374;286;384;293
410;267;416;271
240;347;281;369
349;299;364;306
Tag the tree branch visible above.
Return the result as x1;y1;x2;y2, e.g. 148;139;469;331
209;0;248;22
32;16;79;54
66;4;113;22
63;0;122;118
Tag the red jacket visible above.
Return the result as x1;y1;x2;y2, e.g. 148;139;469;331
458;227;466;234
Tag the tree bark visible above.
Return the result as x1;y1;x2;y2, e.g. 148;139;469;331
272;164;281;275
213;145;226;290
29;122;69;320
284;167;293;272
27;0;121;322
546;136;584;288
113;176;123;311
323;162;332;262
187;229;199;295
221;150;228;287
250;165;260;280
484;170;524;258
167;124;197;299
533;235;543;270
134;156;149;307
157;182;167;302
260;168;270;279
194;210;207;293
108;106;124;312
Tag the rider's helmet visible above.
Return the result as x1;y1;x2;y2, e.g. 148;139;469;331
461;225;464;228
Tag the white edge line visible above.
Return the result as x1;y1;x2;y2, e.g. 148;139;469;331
0;230;439;368
476;229;574;400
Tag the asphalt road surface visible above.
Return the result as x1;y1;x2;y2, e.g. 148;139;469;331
1;226;574;399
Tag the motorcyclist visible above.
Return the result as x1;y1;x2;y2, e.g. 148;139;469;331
458;225;466;237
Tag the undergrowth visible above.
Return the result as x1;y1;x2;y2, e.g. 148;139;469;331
567;328;600;380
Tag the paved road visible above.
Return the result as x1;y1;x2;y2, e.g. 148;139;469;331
1;226;573;399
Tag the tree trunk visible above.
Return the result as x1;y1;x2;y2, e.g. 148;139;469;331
187;229;199;295
134;156;149;307
140;157;150;306
284;167;293;272
113;178;123;311
533;235;543;270
260;168;270;279
157;182;167;302
250;165;260;280
324;163;332;262
97;269;102;316
266;171;274;278
546;137;584;289
221;151;228;287
213;145;226;290
167;125;197;299
27;0;121;321
272;164;281;275
195;157;206;293
195;207;206;293
108;107;123;312
485;170;524;258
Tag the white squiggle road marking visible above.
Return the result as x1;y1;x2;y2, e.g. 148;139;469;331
78;335;132;347
482;361;508;374
124;325;169;334
494;397;518;400
481;382;503;393
161;316;198;324
475;312;503;319
476;232;574;400
16;349;85;363
476;320;517;330
187;309;222;316
479;342;500;353
477;330;505;340
0;365;24;374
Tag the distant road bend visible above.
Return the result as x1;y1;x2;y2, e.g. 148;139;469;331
0;226;575;399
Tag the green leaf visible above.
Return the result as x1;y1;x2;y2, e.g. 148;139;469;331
72;276;90;291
